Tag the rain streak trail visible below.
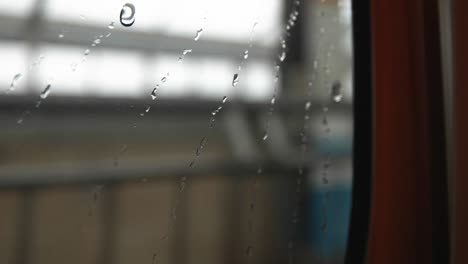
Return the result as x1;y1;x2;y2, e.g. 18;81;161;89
188;21;258;169
143;17;208;117
16;21;116;124
149;22;259;264
262;0;301;142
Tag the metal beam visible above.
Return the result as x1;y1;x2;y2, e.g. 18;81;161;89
0;15;275;60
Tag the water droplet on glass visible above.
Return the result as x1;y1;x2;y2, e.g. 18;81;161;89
40;84;51;99
94;38;101;44
270;97;276;104
79;14;86;20
17;110;30;124
331;81;343;103
179;181;186;192
290;13;297;22
10;73;23;91
178;49;192;62
262;132;269;141
245;246;253;257
243;50;249;59
209;116;216;128
274;63;280;71
274;74;279;83
58;34;64;38
108;21;115;29
145;106;151;112
322;116;328;126
322;177;329;184
194;29;203;41
232;73;239;87
279;51;286;62
281;39;287;49
35;101;41;108
120;3;136;27
161;76;167;82
200;136;207;146
84;49;90;56
151;86;158;100
71;62;78;72
305;101;311;110
222;96;227;103
105;32;112;37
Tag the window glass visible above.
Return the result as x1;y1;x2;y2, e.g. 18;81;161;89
0;1;354;264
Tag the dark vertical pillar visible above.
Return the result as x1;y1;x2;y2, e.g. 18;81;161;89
453;0;468;263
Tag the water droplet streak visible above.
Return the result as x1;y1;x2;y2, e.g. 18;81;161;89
113;144;128;167
232;73;239;87
150;85;159;100
8;73;23;93
331;81;343;103
161;72;169;83
39;84;51;99
178;49;192;62
194;29;203;41
120;3;136;27
245;246;253;257
279;51;286;62
7;55;45;94
17;110;30;124
263;2;301;145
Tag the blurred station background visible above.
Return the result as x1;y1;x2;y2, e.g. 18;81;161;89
0;0;353;264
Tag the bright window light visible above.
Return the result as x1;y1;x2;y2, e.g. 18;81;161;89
148;55;236;99
0;42;29;94
242;61;273;101
45;0;282;46
35;45;145;98
35;45;86;96
82;49;145;98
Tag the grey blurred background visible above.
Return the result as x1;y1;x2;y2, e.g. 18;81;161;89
0;0;353;264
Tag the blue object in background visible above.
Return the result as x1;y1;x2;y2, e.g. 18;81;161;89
306;186;352;258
